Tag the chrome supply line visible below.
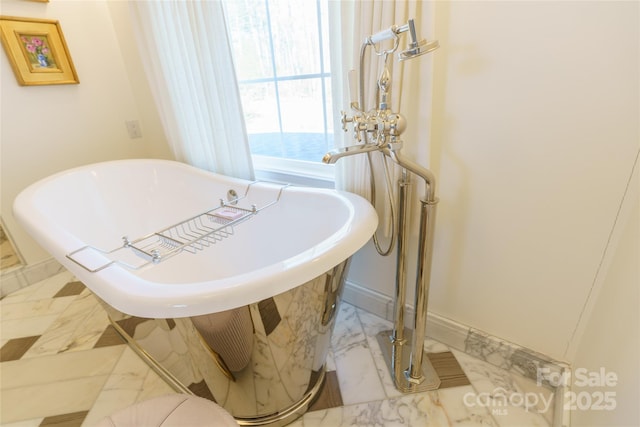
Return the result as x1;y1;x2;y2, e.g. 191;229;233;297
323;19;440;392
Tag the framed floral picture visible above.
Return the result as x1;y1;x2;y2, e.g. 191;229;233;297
0;16;78;85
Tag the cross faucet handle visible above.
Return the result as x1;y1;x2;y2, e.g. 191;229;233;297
340;111;353;132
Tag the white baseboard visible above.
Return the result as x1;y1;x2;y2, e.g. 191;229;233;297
343;280;470;353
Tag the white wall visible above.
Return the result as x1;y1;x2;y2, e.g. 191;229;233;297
570;162;638;427
348;1;639;363
0;0;172;264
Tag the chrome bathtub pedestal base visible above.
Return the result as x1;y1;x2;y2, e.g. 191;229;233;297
376;329;441;393
107;314;328;427
233;369;326;427
97;259;351;426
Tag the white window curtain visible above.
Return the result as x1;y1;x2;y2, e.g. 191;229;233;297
129;1;254;180
328;1;437;232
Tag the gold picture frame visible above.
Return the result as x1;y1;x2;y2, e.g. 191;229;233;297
0;16;78;85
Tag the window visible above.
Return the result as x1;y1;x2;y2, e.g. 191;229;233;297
224;0;333;170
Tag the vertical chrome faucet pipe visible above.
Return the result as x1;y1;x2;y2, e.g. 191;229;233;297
392;169;410;346
389;149;438;385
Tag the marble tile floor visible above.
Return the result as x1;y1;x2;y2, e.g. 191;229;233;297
0;271;552;427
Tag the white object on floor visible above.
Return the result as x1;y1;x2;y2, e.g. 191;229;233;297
95;394;238;427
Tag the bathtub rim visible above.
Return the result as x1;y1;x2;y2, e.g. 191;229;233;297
13;159;378;318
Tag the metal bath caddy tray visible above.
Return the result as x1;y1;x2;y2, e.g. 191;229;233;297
66;182;289;273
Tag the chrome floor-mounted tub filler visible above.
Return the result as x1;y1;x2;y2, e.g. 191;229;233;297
323;18;442;393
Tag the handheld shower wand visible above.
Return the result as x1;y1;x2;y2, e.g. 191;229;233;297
366;19;439;61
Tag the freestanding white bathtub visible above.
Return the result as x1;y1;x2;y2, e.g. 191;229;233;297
14;159;377;317
13;159;377;425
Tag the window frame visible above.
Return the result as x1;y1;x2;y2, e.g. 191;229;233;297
226;0;336;185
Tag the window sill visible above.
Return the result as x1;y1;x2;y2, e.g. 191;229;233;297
252;155;335;189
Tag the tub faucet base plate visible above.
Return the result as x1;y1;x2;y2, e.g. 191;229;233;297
376;329;441;393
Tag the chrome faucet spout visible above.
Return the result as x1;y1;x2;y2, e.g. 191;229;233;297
322;144;381;164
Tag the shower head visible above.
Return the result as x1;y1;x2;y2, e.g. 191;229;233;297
398;38;440;61
398;19;439;61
